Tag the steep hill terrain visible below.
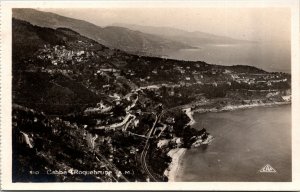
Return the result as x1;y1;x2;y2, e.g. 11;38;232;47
114;23;254;46
13;18;289;115
12;8;192;56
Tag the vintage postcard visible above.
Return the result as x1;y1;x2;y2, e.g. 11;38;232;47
1;0;300;190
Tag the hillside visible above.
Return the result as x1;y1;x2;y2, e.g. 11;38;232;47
13;19;130;114
12;8;192;56
114;23;254;46
13;18;290;114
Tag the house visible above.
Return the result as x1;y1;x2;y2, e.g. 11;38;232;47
169;88;175;96
77;50;85;56
223;69;231;74
52;61;58;65
282;95;291;102
133;119;139;127
231;74;239;79
173;137;183;147
157;139;170;148
166;117;175;124
99;68;117;72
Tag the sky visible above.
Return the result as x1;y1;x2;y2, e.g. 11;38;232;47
42;7;290;43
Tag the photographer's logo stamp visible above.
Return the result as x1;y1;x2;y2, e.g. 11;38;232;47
259;164;277;173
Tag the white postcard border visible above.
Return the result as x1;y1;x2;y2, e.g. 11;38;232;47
1;0;300;190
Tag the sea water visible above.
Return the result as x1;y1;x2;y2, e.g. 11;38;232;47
177;105;291;181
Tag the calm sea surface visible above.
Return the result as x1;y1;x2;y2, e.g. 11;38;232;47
176;105;291;181
164;43;291;73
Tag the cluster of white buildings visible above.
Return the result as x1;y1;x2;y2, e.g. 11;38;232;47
37;44;93;66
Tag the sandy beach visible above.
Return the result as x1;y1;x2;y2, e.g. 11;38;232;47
164;148;187;182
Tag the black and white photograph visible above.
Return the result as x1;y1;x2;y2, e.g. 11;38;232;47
1;0;300;190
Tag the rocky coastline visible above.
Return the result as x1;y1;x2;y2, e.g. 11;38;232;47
164;107;213;182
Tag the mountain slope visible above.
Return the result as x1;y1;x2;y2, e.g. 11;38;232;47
13;18;271;115
114;23;254;46
12;8;192;56
12;19;131;114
